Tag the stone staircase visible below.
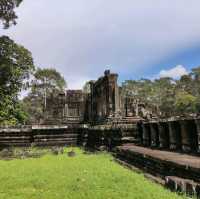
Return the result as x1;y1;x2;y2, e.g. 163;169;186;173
32;126;78;147
0;128;32;147
0;126;80;147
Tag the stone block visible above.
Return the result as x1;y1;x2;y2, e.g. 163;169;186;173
158;122;169;149
142;123;151;147
150;122;159;148
179;119;198;153
168;121;181;151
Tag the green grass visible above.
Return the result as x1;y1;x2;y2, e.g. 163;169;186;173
0;148;186;199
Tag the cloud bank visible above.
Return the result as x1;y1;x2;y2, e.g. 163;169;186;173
1;0;200;88
159;65;188;79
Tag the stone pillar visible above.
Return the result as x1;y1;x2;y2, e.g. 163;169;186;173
168;121;181;151
150;122;159;148
135;100;139;117
195;119;200;153
107;73;118;117
158;122;169;149
179;119;198;153
142;123;151;147
89;81;95;121
137;122;143;145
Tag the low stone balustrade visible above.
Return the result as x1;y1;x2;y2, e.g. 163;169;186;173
139;118;200;154
0;126;81;147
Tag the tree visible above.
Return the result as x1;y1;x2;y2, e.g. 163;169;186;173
151;77;175;117
174;91;197;115
0;0;23;28
190;67;200;96
176;74;193;94
0;36;34;96
32;68;66;109
22;68;67;123
122;79;153;103
0;36;34;125
21;93;44;124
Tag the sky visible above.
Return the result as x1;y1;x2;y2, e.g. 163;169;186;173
1;0;200;89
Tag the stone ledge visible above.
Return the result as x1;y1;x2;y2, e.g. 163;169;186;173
116;144;200;182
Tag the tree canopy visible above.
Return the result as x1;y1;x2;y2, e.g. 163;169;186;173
0;0;22;28
22;68;67;124
0;36;34;125
33;68;66;92
122;66;200;118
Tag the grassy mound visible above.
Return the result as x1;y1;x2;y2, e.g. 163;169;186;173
0;148;186;199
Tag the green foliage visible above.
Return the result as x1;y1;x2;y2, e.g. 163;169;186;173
33;67;66;93
0;148;185;199
0;0;23;28
0;36;34;125
175;91;197;115
22;67;67;123
22;92;44;124
122;67;200;117
0;36;34;95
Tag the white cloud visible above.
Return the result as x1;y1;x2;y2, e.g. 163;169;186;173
159;65;188;79
67;76;92;90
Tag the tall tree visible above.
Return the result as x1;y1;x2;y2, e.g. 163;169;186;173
32;68;66;109
174;91;197;115
22;68;67;123
0;36;34;125
0;0;23;28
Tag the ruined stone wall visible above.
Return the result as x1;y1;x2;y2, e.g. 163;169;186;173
64;90;86;122
44;70;143;125
0;123;139;149
1;118;200;155
138;118;200;154
0;126;81;147
89;70;119;122
45;90;86;124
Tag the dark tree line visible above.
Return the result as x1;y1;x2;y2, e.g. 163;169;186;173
122;67;200;118
0;0;22;28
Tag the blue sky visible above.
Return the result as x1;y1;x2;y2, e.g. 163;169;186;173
1;0;200;88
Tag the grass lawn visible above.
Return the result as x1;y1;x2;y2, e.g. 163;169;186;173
0;148;186;199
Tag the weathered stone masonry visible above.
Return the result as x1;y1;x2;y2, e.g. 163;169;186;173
44;70;142;125
0;126;80;147
137;119;200;153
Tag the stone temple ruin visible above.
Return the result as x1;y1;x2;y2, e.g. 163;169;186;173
44;70;144;125
1;70;200;197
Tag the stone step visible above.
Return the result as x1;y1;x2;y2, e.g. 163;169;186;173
33;134;78;138
0;140;30;143
116;144;200;183
0;136;31;140
0;143;31;147
34;140;77;146
165;176;200;197
121;137;138;143
34;138;77;142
